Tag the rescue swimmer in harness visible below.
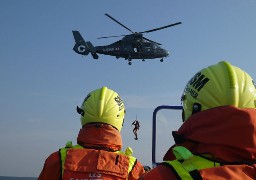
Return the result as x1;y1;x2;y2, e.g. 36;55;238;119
132;117;140;140
39;86;145;180
140;61;256;179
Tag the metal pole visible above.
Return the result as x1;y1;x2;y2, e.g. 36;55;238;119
152;105;182;167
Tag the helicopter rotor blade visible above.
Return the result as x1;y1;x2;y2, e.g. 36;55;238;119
139;22;182;34
105;13;134;34
143;37;161;45
97;35;126;39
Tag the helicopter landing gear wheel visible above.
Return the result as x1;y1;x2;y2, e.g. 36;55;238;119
142;59;145;61
160;58;163;62
128;55;132;65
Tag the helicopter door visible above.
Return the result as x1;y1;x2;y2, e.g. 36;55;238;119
133;43;142;53
132;44;138;53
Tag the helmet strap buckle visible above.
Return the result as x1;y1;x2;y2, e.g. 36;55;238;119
192;103;201;115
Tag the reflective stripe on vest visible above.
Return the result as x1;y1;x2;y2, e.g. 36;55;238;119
59;141;137;178
118;147;137;173
59;141;84;175
163;146;220;179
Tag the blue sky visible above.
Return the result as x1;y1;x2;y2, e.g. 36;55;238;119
0;0;256;177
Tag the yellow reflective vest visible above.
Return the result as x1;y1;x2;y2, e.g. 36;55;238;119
163;146;220;180
163;146;256;180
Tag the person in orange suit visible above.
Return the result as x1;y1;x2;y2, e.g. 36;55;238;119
39;86;145;180
141;61;256;179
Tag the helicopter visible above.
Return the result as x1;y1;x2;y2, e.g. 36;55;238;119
72;13;181;65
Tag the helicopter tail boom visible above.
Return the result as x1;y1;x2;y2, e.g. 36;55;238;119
72;31;99;59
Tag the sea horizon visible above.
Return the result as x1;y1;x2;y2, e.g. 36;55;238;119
0;176;37;180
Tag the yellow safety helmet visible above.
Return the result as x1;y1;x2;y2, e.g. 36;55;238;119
181;61;256;121
77;86;125;131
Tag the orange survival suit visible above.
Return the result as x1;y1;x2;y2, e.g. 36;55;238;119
141;106;256;179
39;123;145;180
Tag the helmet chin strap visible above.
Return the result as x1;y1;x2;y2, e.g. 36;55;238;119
182;109;185;122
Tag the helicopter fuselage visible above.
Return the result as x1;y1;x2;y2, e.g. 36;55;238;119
73;13;180;65
95;39;169;60
72;13;181;65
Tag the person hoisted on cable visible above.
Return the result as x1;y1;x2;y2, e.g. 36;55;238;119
132;117;140;140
